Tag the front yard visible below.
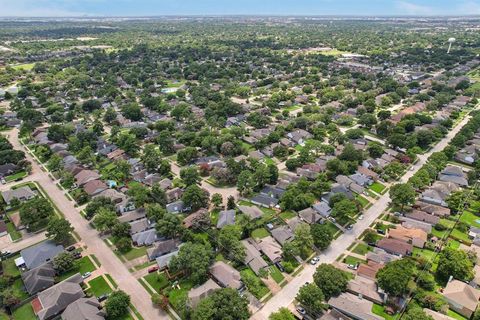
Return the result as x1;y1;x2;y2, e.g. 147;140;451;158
56;255;97;281
369;182;387;194
87;275;113;297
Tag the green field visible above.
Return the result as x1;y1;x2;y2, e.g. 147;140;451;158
269;265;285;284
352;243;372;255
251;227;270;239
143;272;169;293
369;182;386;194
56;256;96;281
87;276;113;297
12;303;35;320
10;63;35;71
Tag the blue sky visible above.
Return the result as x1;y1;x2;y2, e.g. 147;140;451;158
0;0;479;17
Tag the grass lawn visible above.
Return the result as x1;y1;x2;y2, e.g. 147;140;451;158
251;227;270;239
412;247;437;262
283;104;301;112
352;243;372;255
450;228;471;243
372;303;395;320
122;246;148;261
324;221;341;238
447;310;468;320
105;274;118;288
446;239;461;249
279;211;297;220
2;254;21;278
56;256;96;281
12;303;35;320
11;63;35;71
240;269;269;299
5;171;27;182
343;255;365;265
166;279;193;317
0;311;9;320
355;195;370;208
269;265;284;284
241;142;255;152
369;182;386;194
6;222;22;241
144;272;169;293
459;210;480;228
87;276;113;297
12;278;28;300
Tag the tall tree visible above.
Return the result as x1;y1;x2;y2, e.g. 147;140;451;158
191;288;250;320
46;218;74;244
389;183;416;210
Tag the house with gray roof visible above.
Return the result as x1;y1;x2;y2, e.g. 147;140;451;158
20;240;64;269
129;218;154;235
34;274;84;320
147;239;178;261
312;202;332;218
155;250;180;270
217;210;235;229
188;279;221;308
438;165;469;187
132;229;160;246
209;261;243;290
166;200;190;214
61;297;105;320
299;207;322;224
1;186;36;205
22;262;56;295
271;226;294;246
238;205;263;220
328;292;383;320
250;193;279;208
242;238;268;275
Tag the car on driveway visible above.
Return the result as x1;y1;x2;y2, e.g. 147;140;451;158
82;272;91;279
309;257;320;265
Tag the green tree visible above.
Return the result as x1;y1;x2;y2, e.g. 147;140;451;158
227;196;236;210
296;283;325;315
313;264;349;300
182;184;209;211
93;208;118;233
20;197;55;231
436;248;474;283
169;242;213;285
237;170;254;196
376;258;415;296
218;225;246;262
310;224;333;250
53;252;75;273
156;213;182;239
291;223;314;259
127;184;151;208
389;183;416;210
269;308;295;320
404;307;434;320
191;288;249;320
116;237;132;253
211;193;223;208
85;197;115;220
105;291;131;319
331;199;358;221
180;166;201;186
46;218;74;244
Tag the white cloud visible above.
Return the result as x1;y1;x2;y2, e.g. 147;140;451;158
394;1;436;15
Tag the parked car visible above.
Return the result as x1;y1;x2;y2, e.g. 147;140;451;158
98;294;109;302
73;253;82;259
275;262;285;272
309;257;320;265
82;272;91;279
358;215;364;220
148;266;159;273
66;246;76;252
296;306;306;315
376;229;385;235
347;264;358;270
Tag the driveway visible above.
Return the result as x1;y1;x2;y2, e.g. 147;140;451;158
251;105;479;319
5;128;169;320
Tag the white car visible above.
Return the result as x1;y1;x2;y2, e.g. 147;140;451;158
358;215;364;220
82;272;92;279
310;257;320;265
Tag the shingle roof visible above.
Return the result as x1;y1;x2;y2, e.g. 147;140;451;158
238;205;263;220
61;297;105;320
209;261;242;289
1;186;36;204
216;210;235;229
443;280;480;312
188;279;221;308
22;262;56;295
21;240;64;269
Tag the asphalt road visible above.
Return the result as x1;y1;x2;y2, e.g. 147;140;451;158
251;106;478;319
4;128;169;320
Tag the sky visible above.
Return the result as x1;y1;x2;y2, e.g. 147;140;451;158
0;0;480;17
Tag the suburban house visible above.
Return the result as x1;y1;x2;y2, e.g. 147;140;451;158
257;236;282;263
33;274;84;320
388;226;427;248
61;297;105;320
298;207;322;224
414;201;451;217
442;279;480;318
271;226;294;245
438;165;469;187
182;209;208;228
312;202;332;218
1;186;36;205
21;262;56;295
217;210;236;229
242;238;268;275
19;241;64;269
187;279;221;308
83;180;108;196
327;292;383;320
74;170;101;186
209;261;243;290
132;229;159;246
347;276;386;305
421;181;460;207
424;309;456;320
238;205;263;220
376;238;413;256
146;239;178;261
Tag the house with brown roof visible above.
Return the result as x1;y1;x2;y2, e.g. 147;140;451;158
242;238;268;275
106;148;125;161
182;209;208;228
388;226;427;248
187;279;221;308
74;170;100;186
83;180;108;196
257;236;282;263
414;201;450;217
405;210;440;225
357;261;383;280
238;205;263;220
328;292;383;320
442;280;480;318
209;261;243;290
347;276;386;305
376;238;413;256
423;309;456;320
61;297;105;320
